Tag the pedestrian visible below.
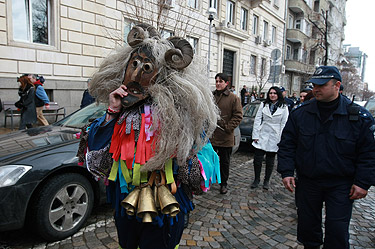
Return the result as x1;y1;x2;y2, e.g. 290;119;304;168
280;86;294;111
77;24;220;249
250;86;289;190
29;74;50;126
277;66;375;249
240;85;247;106
80;78;96;108
16;75;37;130
293;87;313;109
211;73;243;194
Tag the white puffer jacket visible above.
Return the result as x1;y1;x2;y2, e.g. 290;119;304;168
252;102;289;152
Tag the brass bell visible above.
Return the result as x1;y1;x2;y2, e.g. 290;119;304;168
121;188;140;216
157;184;180;217
137;185;158;223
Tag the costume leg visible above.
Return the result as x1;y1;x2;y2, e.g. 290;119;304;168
323;182;353;249
251;148;264;188
296;178;324;247
36;106;49;126
263;152;276;189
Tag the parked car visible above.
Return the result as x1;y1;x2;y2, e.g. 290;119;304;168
239;101;261;145
364;98;375;117
0;103;108;241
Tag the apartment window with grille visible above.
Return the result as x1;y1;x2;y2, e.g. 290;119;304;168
271;25;276;43
260;58;267;76
293;48;299;60
226;1;235;25
295;19;301;30
187;36;198;53
124;20;135;44
161;30;174;39
188;0;198;9
250;55;257;75
253;15;259;35
263;21;269;40
12;0;52;45
240;8;248;31
209;0;217;9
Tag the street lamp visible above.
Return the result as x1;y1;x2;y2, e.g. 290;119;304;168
207;7;216;76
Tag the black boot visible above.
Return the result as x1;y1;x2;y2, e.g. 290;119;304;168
263;153;275;190
184;212;190;228
251;179;260;189
304;246;320;249
251;150;262;189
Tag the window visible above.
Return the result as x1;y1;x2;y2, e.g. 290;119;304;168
286;45;291;60
209;0;217;9
288;14;293;29
293;48;299;60
187;36;198;53
271;25;276;43
263;21;269;40
124;20;135;44
240;8;248;31
250;55;257;75
188;0;198;9
12;0;51;44
226;1;235;25
260;58;267;76
161;30;174;39
295;19;301;30
274;0;279;7
253;15;259;35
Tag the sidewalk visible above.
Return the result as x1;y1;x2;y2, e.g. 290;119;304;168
0;149;374;248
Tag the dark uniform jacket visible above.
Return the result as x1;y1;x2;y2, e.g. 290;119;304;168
211;88;243;147
277;96;375;190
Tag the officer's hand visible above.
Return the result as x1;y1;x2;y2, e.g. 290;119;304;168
282;177;296;193
109;85;127;111
349;184;367;200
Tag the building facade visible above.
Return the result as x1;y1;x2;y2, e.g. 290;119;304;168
1;0;288;127
283;0;347;95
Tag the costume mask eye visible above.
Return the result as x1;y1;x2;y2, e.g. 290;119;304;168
143;63;154;74
132;59;141;68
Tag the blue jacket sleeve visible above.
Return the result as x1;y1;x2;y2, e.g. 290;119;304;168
87;115;116;151
36;86;50;104
277;114;298;178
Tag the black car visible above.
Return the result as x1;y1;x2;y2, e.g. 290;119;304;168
0;103;108;241
239;102;261;145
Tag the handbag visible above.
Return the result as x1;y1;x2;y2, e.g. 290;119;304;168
14;99;24;109
85;144;113;179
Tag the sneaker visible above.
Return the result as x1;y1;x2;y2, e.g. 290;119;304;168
220;185;228;194
251;180;260;189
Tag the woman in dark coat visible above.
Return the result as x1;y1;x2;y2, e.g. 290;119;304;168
17;75;37;129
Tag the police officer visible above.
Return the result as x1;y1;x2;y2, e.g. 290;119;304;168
277;66;375;249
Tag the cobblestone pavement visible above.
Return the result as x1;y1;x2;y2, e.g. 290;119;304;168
1;148;374;249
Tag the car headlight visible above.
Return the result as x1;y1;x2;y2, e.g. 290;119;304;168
0;165;32;188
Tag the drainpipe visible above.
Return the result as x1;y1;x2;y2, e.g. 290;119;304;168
282;0;289;88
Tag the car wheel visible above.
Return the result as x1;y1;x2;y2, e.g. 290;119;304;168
32;173;94;241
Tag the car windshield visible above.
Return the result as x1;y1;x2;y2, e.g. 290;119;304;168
365;100;375;117
243;103;260;117
54;103;107;128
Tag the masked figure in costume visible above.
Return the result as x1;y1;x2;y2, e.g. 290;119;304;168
77;24;220;249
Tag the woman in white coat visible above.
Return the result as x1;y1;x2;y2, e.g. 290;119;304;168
251;86;289;190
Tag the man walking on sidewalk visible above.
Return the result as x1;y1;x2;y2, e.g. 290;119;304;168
28;74;50;126
277;66;375;249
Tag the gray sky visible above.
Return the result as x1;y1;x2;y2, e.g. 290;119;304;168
344;0;375;90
